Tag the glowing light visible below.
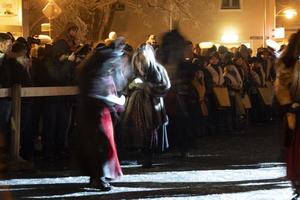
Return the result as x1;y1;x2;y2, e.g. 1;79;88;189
199;42;214;49
41;23;50;32
283;9;297;19
221;33;239;43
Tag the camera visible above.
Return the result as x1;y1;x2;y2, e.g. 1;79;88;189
27;37;41;45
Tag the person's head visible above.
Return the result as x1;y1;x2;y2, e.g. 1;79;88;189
16;37;30;52
184;40;193;59
222;52;234;66
11;42;27;58
233;52;244;66
16;37;27;45
218;46;229;63
279;30;300;67
258;48;271;60
65;22;79;38
0;33;12;54
230;47;238;54
69;27;78;38
6;32;15;43
193;43;201;56
123;43;134;59
218;45;228;55
249;57;262;69
239;44;250;59
146;34;157;47
208;45;217;54
208;52;220;65
132;44;156;77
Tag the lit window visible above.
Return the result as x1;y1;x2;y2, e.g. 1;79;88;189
221;0;241;9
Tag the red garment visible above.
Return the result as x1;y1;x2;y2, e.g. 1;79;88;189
100;107;123;179
286;129;300;181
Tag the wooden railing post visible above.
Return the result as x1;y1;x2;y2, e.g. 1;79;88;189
10;84;21;161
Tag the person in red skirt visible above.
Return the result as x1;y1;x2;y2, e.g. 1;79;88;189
75;38;127;191
275;30;300;200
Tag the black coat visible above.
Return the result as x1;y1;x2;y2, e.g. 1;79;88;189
0;54;12;88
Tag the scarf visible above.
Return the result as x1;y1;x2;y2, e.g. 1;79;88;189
206;64;224;86
223;65;243;90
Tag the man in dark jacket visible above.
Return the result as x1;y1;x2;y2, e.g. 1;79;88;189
42;23;78;159
9;41;34;161
0;33;13;166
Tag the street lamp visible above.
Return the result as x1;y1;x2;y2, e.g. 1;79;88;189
273;7;297;40
277;8;297;19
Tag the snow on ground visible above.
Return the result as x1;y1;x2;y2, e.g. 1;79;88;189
0;162;293;199
25;187;164;199
148;188;293;200
0;164;286;186
118;165;286;183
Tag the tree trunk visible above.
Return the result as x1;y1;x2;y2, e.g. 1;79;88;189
89;8;103;41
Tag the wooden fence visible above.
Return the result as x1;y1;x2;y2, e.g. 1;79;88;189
0;85;79;162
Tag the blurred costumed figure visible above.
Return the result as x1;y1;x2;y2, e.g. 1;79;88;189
76;38;127;190
275;30;300;200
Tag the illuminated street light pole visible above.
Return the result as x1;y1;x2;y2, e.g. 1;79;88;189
263;0;267;47
169;0;173;30
22;0;30;37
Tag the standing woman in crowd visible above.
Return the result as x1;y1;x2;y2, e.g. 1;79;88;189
275;30;300;200
223;53;246;133
248;57;269;122
121;44;171;168
204;52;227;133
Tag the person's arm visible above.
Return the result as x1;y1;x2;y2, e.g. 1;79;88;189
274;64;292;106
146;64;171;97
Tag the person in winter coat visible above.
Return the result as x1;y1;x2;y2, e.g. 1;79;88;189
121;44;170;168
275;29;300;200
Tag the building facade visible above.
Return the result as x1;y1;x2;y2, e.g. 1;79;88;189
111;0;277;52
0;0;29;37
276;0;300;40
